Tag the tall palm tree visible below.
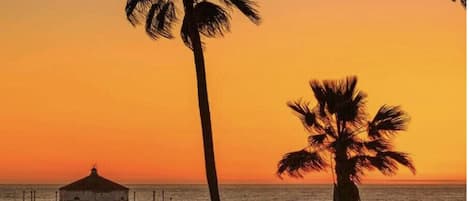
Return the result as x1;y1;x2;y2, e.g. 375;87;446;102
277;76;416;201
124;1;260;201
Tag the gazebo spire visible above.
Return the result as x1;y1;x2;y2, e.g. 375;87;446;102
91;167;98;176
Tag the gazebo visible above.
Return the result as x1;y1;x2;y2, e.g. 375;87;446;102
59;168;129;201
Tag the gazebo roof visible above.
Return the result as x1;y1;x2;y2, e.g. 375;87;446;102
59;168;129;192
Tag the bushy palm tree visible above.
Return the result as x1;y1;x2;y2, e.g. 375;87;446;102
277;76;416;201
124;1;260;201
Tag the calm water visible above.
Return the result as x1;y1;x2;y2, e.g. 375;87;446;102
0;184;465;201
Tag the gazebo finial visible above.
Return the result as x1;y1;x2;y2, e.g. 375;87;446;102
91;164;98;175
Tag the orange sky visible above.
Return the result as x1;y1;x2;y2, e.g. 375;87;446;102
0;0;465;184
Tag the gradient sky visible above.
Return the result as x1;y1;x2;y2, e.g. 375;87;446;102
0;0;465;184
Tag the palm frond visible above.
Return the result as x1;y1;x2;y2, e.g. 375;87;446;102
364;151;415;175
308;134;328;146
328;76;366;123
323;126;337;139
363;139;392;152
452;0;466;7
346;155;368;183
145;0;171;39
287;100;318;128
342;91;367;126
332;134;362;152
379;151;416;174
287;100;308;116
194;1;231;38
344;76;358;99
322;80;339;115
126;0;153;26
309;80;327;116
368;105;409;139
310;76;366;124
158;2;177;38
221;0;261;24
277;149;327;178
180;15;192;48
361;155;395;176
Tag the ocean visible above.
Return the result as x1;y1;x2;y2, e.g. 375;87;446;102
0;184;465;201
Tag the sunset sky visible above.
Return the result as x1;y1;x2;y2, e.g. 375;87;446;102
0;0;465;184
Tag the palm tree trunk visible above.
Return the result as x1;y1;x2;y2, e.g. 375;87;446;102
189;18;221;201
334;148;360;201
333;118;360;201
334;148;346;201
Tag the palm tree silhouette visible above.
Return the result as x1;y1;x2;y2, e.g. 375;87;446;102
124;1;260;201
277;76;416;201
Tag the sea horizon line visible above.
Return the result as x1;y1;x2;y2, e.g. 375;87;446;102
0;179;465;186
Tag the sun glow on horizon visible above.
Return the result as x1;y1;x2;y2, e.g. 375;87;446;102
0;0;465;184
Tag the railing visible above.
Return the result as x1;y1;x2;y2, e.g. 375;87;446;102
1;189;172;201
